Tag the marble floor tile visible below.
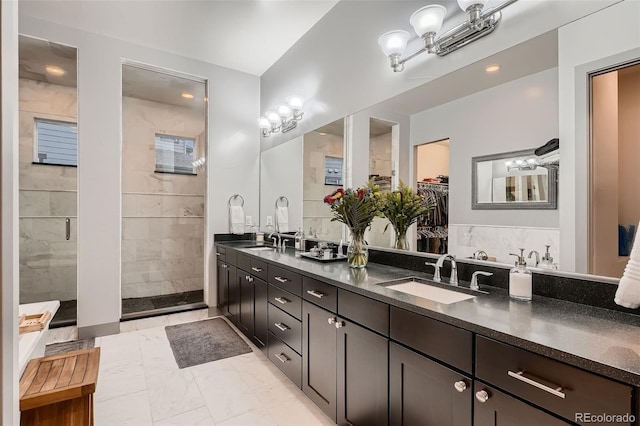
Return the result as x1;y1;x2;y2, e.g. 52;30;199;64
167;308;209;325
97;330;142;366
216;408;278;426
146;369;206;422
94;390;153;426
154;406;215;426
121;314;170;333
94;359;147;403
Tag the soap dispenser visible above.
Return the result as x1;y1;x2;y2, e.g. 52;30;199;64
539;245;556;269
294;228;304;251
509;248;532;301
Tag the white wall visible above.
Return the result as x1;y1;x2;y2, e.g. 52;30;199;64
558;0;640;273
19;15;260;334
1;0;20;422
410;68;559;228
260;0;619;150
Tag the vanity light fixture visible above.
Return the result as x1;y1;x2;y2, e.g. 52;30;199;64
506;158;538;172
378;0;518;72
257;95;304;137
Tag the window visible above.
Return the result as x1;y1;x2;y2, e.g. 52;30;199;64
155;134;196;175
34;119;78;166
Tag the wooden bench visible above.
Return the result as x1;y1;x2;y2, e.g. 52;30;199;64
19;347;100;426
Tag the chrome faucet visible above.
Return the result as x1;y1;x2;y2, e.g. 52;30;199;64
435;254;458;285
528;250;540;267
281;239;289;251
268;233;280;248
473;250;489;260
470;271;493;291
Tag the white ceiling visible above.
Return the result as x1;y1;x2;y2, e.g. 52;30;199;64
18;0;339;76
18;35;77;87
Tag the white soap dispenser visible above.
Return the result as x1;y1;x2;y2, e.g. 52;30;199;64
509;248;532;301
294;228;303;251
539;245;557;269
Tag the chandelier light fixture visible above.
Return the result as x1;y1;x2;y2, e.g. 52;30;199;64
257;95;304;137
378;0;518;72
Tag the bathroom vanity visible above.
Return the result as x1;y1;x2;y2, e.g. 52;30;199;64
215;240;640;426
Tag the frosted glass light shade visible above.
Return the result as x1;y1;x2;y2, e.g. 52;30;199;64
409;5;447;37
257;117;271;129
378;30;410;57
278;105;292;118
266;110;281;124
457;0;488;12
285;95;304;110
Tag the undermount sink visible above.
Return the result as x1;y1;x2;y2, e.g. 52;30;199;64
382;279;476;305
245;246;276;251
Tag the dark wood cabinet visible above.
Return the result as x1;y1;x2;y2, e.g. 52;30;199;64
302;300;337;423
337;317;388;426
389;342;472;426
237;271;267;354
474;381;570;426
303;300;389;426
227;265;238;320
216;259;228;310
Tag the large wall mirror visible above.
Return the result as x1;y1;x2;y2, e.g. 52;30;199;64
259;4;638;283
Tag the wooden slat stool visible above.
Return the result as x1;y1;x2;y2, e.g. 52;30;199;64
19;347;100;426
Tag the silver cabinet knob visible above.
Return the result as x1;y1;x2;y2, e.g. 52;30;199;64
454;380;467;392
475;390;490;403
328;317;336;325
335;320;345;329
245;275;250;280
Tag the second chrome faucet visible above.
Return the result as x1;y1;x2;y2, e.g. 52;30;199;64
426;254;458;285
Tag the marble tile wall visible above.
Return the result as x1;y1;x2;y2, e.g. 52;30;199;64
448;224;561;268
121;96;206;299
19;79;78;303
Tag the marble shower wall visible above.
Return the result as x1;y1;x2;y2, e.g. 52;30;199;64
368;131;393;248
19;78;78;303
448;224;560;268
303;131;344;242
121;96;206;299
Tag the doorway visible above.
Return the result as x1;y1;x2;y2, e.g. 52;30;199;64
589;61;640;277
414;139;450;254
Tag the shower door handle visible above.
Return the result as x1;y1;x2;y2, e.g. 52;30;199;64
65;218;71;241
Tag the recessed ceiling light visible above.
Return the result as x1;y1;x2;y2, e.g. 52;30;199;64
485;64;500;73
181;93;194;99
319;132;327;136
45;65;65;76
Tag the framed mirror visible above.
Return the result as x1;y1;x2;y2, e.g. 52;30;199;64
472;149;557;210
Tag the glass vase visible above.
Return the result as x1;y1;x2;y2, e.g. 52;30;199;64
347;232;368;268
394;230;409;250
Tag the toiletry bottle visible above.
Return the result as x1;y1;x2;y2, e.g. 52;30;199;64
539;245;556;269
509;248;532;301
294;228;302;251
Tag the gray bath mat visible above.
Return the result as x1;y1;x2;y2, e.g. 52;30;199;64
45;338;95;357
165;317;252;368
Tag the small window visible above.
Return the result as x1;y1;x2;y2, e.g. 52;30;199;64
155;134;196;175
324;156;343;185
34;119;78;166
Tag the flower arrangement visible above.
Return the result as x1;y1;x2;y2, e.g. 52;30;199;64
324;182;380;267
378;181;434;250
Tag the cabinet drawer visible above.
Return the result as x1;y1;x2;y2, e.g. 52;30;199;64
225;248;237;266
390;306;472;374
250;258;269;281
303;277;337;312
268;304;302;354
269;265;302;296
338;289;389;336
476;336;634;424
237;252;251;272
268;284;301;320
215;246;226;262
268;332;302;388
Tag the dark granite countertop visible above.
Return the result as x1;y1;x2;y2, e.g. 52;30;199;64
218;241;640;387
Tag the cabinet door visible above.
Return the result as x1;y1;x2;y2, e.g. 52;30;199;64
337;319;388;426
216;260;228;310
390;342;472;426
252;278;268;354
237;272;254;338
302;301;337;423
474;382;570;426
227;265;238;321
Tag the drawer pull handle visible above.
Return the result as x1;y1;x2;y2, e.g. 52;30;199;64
275;353;290;363
216;252;221;256
251;267;263;273
274;323;289;332
274;297;289;305
507;370;566;399
475;390;490;403
274;276;288;283
307;290;325;299
454;380;467;393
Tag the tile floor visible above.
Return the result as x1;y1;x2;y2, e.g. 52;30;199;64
46;309;335;426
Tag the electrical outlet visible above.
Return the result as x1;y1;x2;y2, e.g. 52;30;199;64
266;216;273;226
245;216;252;226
